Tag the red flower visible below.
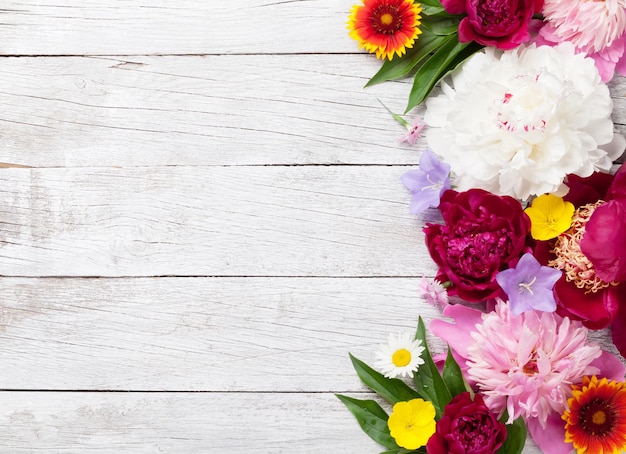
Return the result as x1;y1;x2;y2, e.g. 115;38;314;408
441;0;542;50
535;169;626;356
347;0;422;60
426;392;506;454
424;189;530;302
581;166;626;283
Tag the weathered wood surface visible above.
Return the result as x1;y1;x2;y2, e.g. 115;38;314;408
0;166;437;277
0;0;355;56
0;55;421;167
0;277;442;391
0;1;620;453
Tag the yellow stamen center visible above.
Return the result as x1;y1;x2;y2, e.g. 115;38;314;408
592;410;607;425
550;201;617;293
392;349;411;367
380;13;393;25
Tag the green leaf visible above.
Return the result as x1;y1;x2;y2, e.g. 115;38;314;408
350;354;421;404
413;317;451;417
421;4;445;15
417;0;446;15
378;99;410;128
365;31;445;86
442;347;467;397
405;35;470;112
497;415;527;454
421;16;461;35
336;394;398;450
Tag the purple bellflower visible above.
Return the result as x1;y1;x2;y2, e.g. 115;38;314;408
400;149;451;214
496;252;562;315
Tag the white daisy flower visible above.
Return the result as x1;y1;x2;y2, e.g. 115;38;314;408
375;332;425;379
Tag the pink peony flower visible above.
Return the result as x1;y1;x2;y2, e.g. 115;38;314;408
430;301;626;436
426;392;506;454
424;189;530;302
537;0;626;81
441;0;543;50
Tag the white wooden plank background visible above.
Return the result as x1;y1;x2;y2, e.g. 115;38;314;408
0;1;622;452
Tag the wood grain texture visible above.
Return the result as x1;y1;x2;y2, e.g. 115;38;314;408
0;55;424;167
0;166;439;277
0;277;443;390
0;0;357;56
0;390;544;453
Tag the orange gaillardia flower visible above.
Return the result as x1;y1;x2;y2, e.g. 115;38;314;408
563;376;626;454
348;0;422;60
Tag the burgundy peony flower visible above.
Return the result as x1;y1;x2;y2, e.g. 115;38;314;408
440;0;542;50
424;189;530;302
426;392;506;454
533;169;626;356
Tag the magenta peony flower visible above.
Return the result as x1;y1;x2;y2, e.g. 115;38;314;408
532;168;626;356
441;0;543;50
426;392;506;454
424;189;530;302
581;166;626;283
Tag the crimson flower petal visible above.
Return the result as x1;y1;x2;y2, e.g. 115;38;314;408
581;200;626;283
553;277;615;329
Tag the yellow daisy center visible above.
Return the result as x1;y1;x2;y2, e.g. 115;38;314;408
392;348;412;367
380;13;393;25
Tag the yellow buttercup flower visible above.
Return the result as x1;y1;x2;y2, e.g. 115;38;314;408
524;194;575;241
388;398;436;449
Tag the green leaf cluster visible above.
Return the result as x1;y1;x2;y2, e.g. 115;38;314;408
337;316;527;454
364;0;484;112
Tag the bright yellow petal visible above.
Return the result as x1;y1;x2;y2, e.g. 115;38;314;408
388;399;436;449
525;194;574;241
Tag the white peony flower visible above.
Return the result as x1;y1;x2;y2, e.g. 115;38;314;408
424;43;625;201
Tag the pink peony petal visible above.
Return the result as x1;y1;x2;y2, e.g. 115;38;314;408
590;52;617;82
527;414;573;454
590;350;626;382
616;51;626;76
430;304;483;361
